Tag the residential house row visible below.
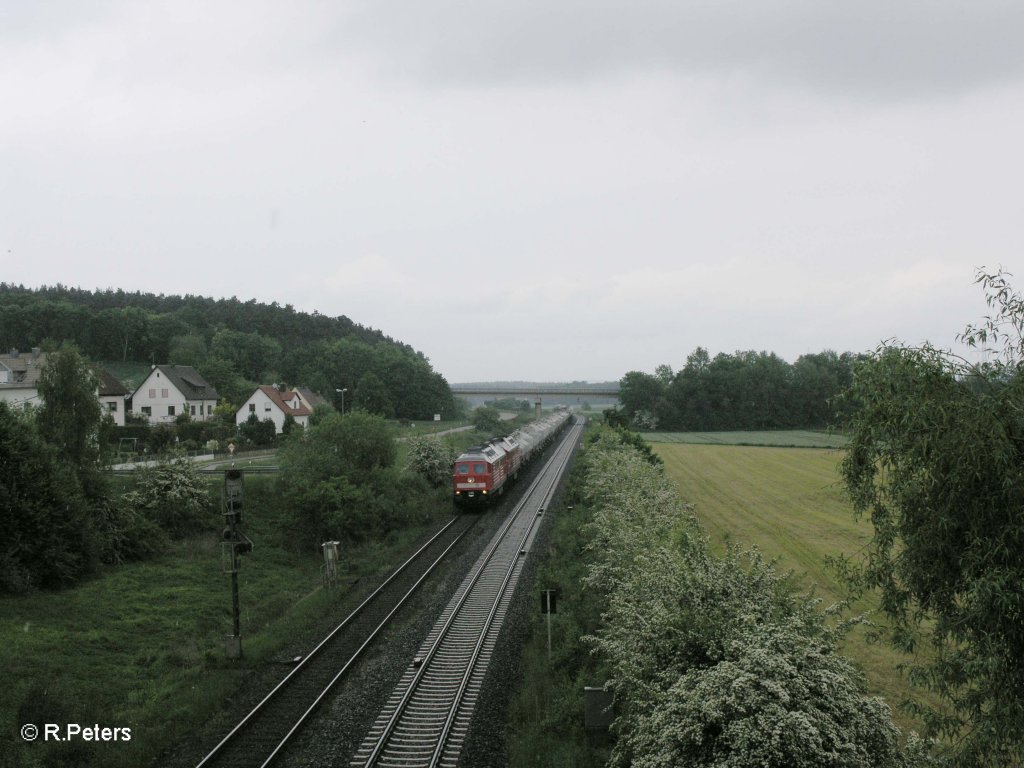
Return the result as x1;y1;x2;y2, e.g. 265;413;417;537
0;352;326;434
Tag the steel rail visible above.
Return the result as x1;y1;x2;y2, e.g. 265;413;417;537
194;515;468;768
429;421;580;766
257;526;470;768
357;420;581;767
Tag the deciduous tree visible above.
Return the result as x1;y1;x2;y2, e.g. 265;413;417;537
472;405;503;435
840;269;1024;765
0;402;96;591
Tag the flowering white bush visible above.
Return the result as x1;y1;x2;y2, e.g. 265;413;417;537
405;435;457;487
577;426;930;767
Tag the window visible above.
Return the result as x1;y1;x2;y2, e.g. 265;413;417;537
264;403;271;411
141;406;151;415
108;401;117;411
190;405;196;416
457;463;469;475
161;388;169;398
474;463;487;474
168;405;175;416
249;404;256;413
149;388;156;398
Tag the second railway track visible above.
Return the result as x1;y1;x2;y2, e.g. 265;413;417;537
194;513;478;768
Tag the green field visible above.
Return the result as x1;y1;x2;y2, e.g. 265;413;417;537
0;475;450;768
643;429;850;448
654;442;938;735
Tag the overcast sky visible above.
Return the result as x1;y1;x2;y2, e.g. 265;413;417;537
3;2;1023;382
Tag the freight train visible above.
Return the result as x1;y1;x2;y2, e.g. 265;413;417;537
452;408;572;506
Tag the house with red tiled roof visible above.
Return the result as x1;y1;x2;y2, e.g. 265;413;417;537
236;385;313;434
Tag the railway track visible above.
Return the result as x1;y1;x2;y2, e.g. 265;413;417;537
193;513;477;768
351;418;585;768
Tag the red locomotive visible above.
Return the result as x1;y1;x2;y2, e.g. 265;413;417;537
453;409;571;506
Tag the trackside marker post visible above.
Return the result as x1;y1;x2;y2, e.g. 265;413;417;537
541;589;557;661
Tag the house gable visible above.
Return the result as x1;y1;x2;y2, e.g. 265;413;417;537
0;349;47;406
130;365;220;423
236;385;312;434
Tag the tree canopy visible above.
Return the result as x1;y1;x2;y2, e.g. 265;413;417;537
619;347;859;431
0;402;96;591
839;269;1024;765
276;411;402;545
0;284;456;418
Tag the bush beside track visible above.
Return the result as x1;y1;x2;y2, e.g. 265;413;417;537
506;425;935;767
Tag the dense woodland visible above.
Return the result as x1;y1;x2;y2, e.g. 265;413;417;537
616;347;862;430
0;284;457;419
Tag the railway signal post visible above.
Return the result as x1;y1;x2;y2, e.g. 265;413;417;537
222;468;254;658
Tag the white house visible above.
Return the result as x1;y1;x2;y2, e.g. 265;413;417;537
0;349;131;426
0;348;45;407
236;385;312;433
130;365;220;424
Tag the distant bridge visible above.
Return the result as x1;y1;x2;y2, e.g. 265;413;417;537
450;383;620;397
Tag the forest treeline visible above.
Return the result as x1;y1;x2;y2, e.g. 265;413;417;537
0;284;456;419
617;347;862;431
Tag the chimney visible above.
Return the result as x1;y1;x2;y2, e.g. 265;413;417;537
9;349;17;357
31;347;40;359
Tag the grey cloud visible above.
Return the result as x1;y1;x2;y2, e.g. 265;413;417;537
0;1;120;40
336;1;1024;98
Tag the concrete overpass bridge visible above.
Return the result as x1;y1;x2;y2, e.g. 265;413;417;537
450;383;620;397
450;382;621;418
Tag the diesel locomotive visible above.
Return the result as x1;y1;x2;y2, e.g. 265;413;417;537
452;409;571;506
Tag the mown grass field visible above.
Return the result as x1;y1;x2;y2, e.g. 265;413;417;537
654;441;939;735
643;429;850;448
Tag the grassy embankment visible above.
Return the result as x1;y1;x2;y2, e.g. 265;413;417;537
506;451;612;768
654;439;941;735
